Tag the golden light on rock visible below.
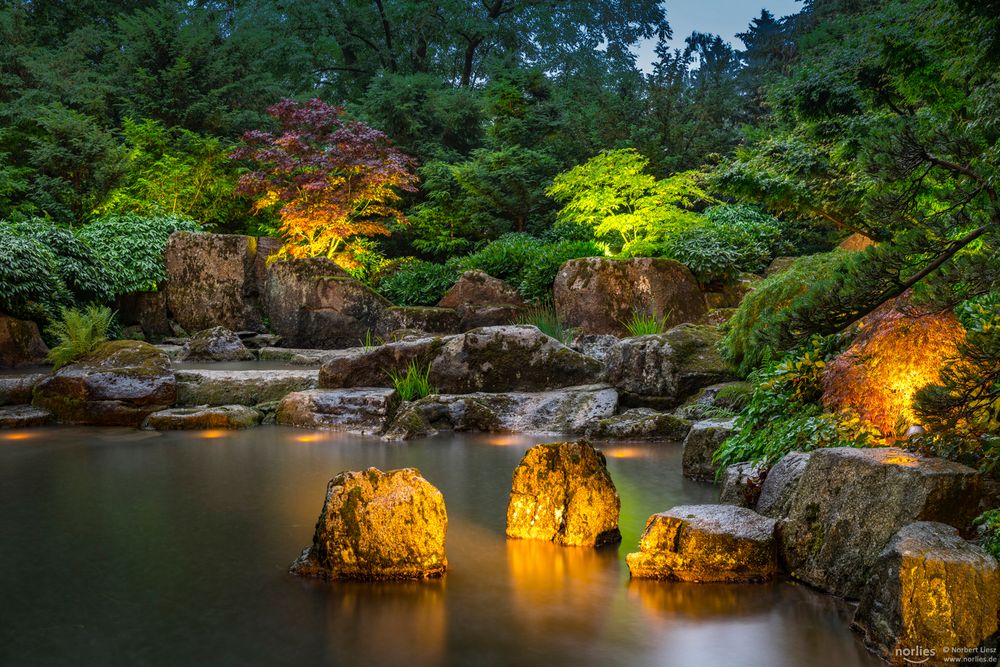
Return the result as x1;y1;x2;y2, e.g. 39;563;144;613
881;454;919;467
821;296;965;439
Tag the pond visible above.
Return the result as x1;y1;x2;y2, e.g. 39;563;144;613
0;426;881;667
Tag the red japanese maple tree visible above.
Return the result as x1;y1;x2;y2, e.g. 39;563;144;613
232;98;417;265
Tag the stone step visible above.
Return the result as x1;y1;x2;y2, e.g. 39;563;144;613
143;405;262;430
0;405;54;428
0;373;47;406
175;369;317;406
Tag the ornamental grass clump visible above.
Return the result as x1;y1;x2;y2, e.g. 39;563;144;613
516;303;573;345
387;362;435;402
621;309;671;336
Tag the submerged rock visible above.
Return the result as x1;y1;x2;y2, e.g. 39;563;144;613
176;326;254;362
175;369;316;406
0;315;48;368
33;340;175;426
853;522;1000;664
681;418;737;481
626;504;778;582
142;405;261;430
381;385;618;440
0;404;54;428
506;441;621;547
604;324;736;408
584;408;691;441
277;388;399;434
291;467;448;580
553;257;707;336
429;325;603;393
779;447;982;598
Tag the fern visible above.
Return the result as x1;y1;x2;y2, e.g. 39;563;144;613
45;305;116;370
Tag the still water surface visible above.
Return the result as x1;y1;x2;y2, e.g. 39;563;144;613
0;426;881;667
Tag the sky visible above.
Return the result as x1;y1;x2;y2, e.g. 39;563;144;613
633;0;804;71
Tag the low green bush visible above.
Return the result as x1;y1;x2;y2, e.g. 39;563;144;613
975;510;1000;561
77;213;200;295
0;224;72;322
376;259;460;306
516;239;602;302
45;305;116;369
4;219;112;304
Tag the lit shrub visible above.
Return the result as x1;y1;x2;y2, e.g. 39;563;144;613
77;213;200;295
974;510;1000;561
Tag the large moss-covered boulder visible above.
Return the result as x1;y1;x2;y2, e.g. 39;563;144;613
382;385;618;440
853;522;1000;665
779;447;982;598
553;257;707;336
626;505;778;582
265;258;390;349
318;335;453;388
604;324;736;408
142;404;261;430
506;441;621;547
175;369;316;406
176;326;254;362
291;467;448;580
33;340;176;426
682;418;737;481
0;315;48;368
277;388;399;434
430;325;603;393
584;407;691;441
164;232;264;332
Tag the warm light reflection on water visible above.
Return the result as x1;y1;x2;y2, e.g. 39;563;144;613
196;429;230;439
294;433;325;443
2;431;36;441
604;446;652;459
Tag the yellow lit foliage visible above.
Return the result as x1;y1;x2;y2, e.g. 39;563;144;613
821;297;965;438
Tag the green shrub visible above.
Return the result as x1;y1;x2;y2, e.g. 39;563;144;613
517;239;602;302
661;227;745;285
4;219;112;304
387;361;435;401
720;252;847;376
975;510;1000;561
0;224;72;322
621;310;671;336
516;302;573;344
77;213;200;295
376;259;460;306
45;305;115;369
451;232;544;283
713;339;875;469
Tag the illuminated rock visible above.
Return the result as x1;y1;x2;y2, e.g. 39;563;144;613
584;407;691;441
681;418;737;481
553;257;707;336
0;315;48;368
626;504;778;582
142;404;261;430
779;447;982;598
853;522;999;665
505;441;621;547
277;388;398;434
32;340;175;426
719;461;766;508
604;324;736;408
291;467;448;580
176;327;254;362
